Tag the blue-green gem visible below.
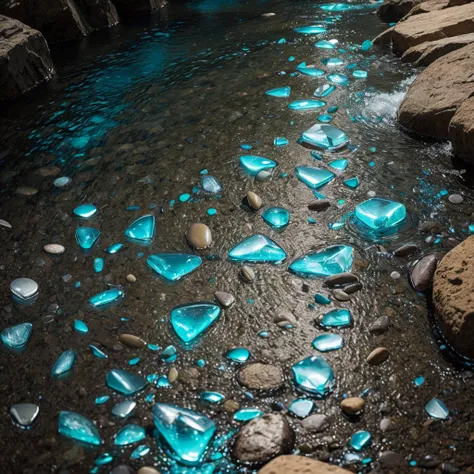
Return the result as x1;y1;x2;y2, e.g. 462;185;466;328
1;323;32;348
131;445;150;459
344;177;359;189
179;193;191;203
226;347;250;363
105;243;123;254
52;350;76;376
353;70;368;79
414;376;425;387
265;86;291;98
233;408;263;421
288;100;325;111
425;398;449;420
318;114;333;123
355;198;406;230
125;215;155;242
312;333;343;352
90;345;107;359
106;369;148;395
114;424;146;446
329;159;348;171
129;357;140;366
328;105;339;113
322;57;343;66
294;25;327;34
327;73;349;86
112;401;136;418
89;288;124;307
201;175;222;194
361;40;372;51
94;257;104;273
228;234;287;264
76;227;100;250
297;67;325;77
200;392;225;404
315;40;336;49
157;375;171;388
314;294;331;305
147;254;202;282
320;308;352;328
74;320;88;334
350;430;372;451
95;395;110;405
291;356;335;398
300;124;349;151
295;166;335;190
73;203;97;218
289;398;315;418
240;155;277;176
161;345;177;363
58;411;101;446
95;453;113;466
274;137;289;147
262;207;290;229
207;208;217;216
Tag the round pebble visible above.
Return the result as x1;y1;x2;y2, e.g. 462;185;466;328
186;223;212;249
308;200;330;211
247;191;262;210
126;274;136;283
119;334;146;349
241;266;255;282
256;170;271;181
390;271;400;280
44;244;65;255
367;347;390;365
448;193;463;204
333;289;351;301
137;468;161;474
367;191;376;197
168;367;178;383
340;397;365;416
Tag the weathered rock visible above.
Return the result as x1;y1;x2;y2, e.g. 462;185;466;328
273;312;297;326
378;0;420;22
410;254;438;291
367;347;390;365
15;185;38;196
247;191;263;210
118;334;146;349
0;16;54;101
343;282;363;294
324;272;358;287
419;220;444;233
258;455;351;474
340;397;365;416
126;274;136;283
379;451;405;467
137;468;161;474
241;266;255;282
168;367;178;383
215;291;235;308
300;414;329;433
402;0;449;19
373;26;394;46
449;96;474;163
393;243;419;257
113;0;165;15
333;289;351;301
233;414;294;464
369;315;391;335
433;235;474;358
308;200;330;211
223;400;240;413
186;223;212;249
237;363;284;391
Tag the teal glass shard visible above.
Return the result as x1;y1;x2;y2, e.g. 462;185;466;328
414;376;425;387
274;137;289;147
311;151;323;161
94;257;104;273
277;38;286;44
52;350;76;376
95;453;113;466
228;234;287;264
300;124;349;151
318;114;333;123
147;254;202;282
265;86;291;98
240;144;252;150
289;398;315;418
353;70;368;79
295;166;335;190
157;375;171;388
240;155;277;176
90;345;107;359
125;215;155;242
297;67;325;77
95;395;110;405
350;430;372;451
89;288;124;307
294;25;327;34
153;403;216;466
131;445;150;459
328;105;339;113
74;320;88;334
322;58;343;66
288;100;325;111
327;73;349;86
106;369;148;396
207;208;217;216
112;401;136;418
201;175;222;194
233;408;263;421
170;302;221;343
226;347;250;363
361;40;372;51
261;207;290;229
105;243;123;254
344;177;359;189
314;84;335;97
76;227;100;250
312;333;343;352
329;159;348;171
1;323;32;348
200;392;225;404
114;424;145;446
161;345;177;363
315;40;336;49
355;198;406;230
58;411;101;446
314;293;331;305
73;203;97;218
320;308;352;328
425;398;449;420
291;356;335;398
179;193;191;203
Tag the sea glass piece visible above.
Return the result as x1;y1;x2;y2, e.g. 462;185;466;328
318;114;333;123
52;350;76;376
228;234;287;263
289;398;315;418
300;124;349;150
329;159;348;171
125;215;155;242
353;70;368;79
322;57;343;66
95;453;113;466
320;308;352;328
361;40;372;51
131;445;150;459
114;424;146;446
320;3;351;10
261;207;290;229
73;204;97;218
10;278;38;300
328;105;339;113
10;403;39;428
170;302;221;343
294;25;327;34
95;395;109;405
161;345;177;363
274;137;289;147
297;67;325;77
106;369;148;396
288;100;325;111
312;333;343;352
74;320;88;334
295;167;335;190
350;430;372;451
200;392;225;404
112;401;137;419
226;347;250;363
414;376;425;387
240;155;277;176
153;403;216;466
314;84;335;97
76;227;100;250
90;345;107;359
201;175;222;194
344;177;359;189
355;198;406;230
315;293;331;305
1;323;32;348
94;258;104;273
315;40;337;49
425;398;449;420
105;243;123;254
147;254;202;282
58;411;101;446
54;177;72;187
291;356;335;398
265;86;291;98
89;288;124;307
233;408;263;421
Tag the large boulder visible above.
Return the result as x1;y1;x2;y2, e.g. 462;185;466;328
258;455;351;474
112;0;166;15
398;43;474;138
433;235;474;359
0;15;54;101
378;0;422;22
448;96;474;163
400;0;448;19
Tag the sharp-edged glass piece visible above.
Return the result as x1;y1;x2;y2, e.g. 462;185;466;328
265;86;291;98
355;198;406;230
297;67;325;77
315;40;337;49
106;369;148;396
105;243;123;254
58;411;101;446
74;320;88;334
200;392;225;404
318;114;333;123
201;175;222;194
274;137;289;147
233;408;263;421
10;403;39;428
240;155;277;176
89;288;124;307
322;57;343;66
425;398;449;420
312;333;343;352
288;100;325;111
131;444;150;459
291;356;335;398
90;344;108;359
350;430;372;451
289;398;315;418
1;323;33;348
95;453;113;466
228;234;287;264
112;401;137;419
314;84;335;97
147;254;202;282
161;345;177;363
353;70;368;79
114;424;146;446
52;350;76;376
226;347;250;363
76;227;100;250
327;73;349;86
125;215;155;242
295;167;335;190
73;204;97;218
329;159;348;171
344;177;359;189
94;257;104;273
261;207;290;229
294;25;327;34
319;308;352;328
315;293;331;305
300;124;349;151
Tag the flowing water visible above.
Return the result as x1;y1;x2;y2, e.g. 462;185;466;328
0;0;473;472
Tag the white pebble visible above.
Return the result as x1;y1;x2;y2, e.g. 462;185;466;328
390;271;401;280
367;191;376;197
44;244;65;255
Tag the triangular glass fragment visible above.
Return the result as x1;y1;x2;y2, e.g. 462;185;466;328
329;159;348;171
314;84;335;97
295;166;335;190
106;369;148;396
344;177;359;189
125;215;155;242
240;155;277;176
355;198;406;230
265;86;291;98
52;350;75;376
147;254;202;282
228;234;287;264
58;411;102;446
291;356;335;398
300;124;349;151
76;227;100;250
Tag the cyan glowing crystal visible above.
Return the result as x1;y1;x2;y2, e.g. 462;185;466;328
425;398;449;420
200;392;225;404
105;243;123;254
261;207;290;229
318;114;333;123
344;177;359;189
288;100;325;111
329;159;348;171
274;137;289;147
153;403;216;466
295;167;335;190
315;293;331;305
125;215;155;242
73;203;97;218
300;124;349;151
289;398;315;418
297;67;325;77
74;320;88;334
228;234;287;263
322;57;343;66
90;344;107;359
76;227;100;250
170;302;221;343
314;84;335;97
114;424;146;446
147;254;202;282
131;445;150;459
58;411;101;446
89;288;124;307
233;408;263;421
240;155;277;176
350;430;372;451
315;40;337;49
353;70;368;79
294;25;327;34
112;401;137;418
291;356;335;398
226;347;250;363
1;323;32;348
319;308;352;328
312;333;343;352
355;198;406;230
94;257;104;273
327;73;349;86
201;175;222;194
265;86;291;98
106;369;148;395
361;40;372;51
52;350;76;376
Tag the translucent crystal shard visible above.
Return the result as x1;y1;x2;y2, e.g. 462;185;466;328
90;344;108;359
125;215;155;242
315;40;336;49
300;124;349;151
10;278;38;300
153;403;216;466
52;350;76;376
112;401;137;418
265;86;291;98
312;333;343;352
105;243;123;254
289;245;353;278
170;302;221;343
114;424;146;446
201;175;222;194
161;345;177;363
274;137;289;147
318;114;333;123
327;73;349;86
350;430;372;451
106;369;148;395
344;177;359;189
76;227;100;250
294;25;327;34
147;254;202;282
228;234;287;264
73;203;97;218
314;84;335;97
131;445;150;459
200;392;225;404
89;288;124;307
58;411;101;446
261;207;290;229
322;57;343;66
289;399;315;418
291;356;335;398
10;403;39;428
74;320;88;334
288;100;325;111
361;40;372;51
329;159;348;171
297;67;325;77
226;347;250;363
1;323;32;348
355;198;406;230
240;155;277;176
319;308;352;328
233;408;263;421
295;167;335;190
425;398;449;420
353;70;368;79
94;257;104;273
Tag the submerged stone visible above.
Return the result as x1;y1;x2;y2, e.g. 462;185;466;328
73;203;97;218
1;323;33;348
147;254;202;282
58;411;101;446
200;392;225;404
355;198;406;230
233;408;263;421
319;308;352;328
52;350;75;376
291;356;335;398
226;347;251;363
112;401;137;419
265;86;291;98
314;84;335;97
261;207;290;229
240;155;277;176
106;369;148;396
297;67;325;77
153;403;216;466
300;124;349;151
274;137;289;147
288;100;325;111
312;333;343;352
76;227;100;250
10;403;39;428
295;166;335;190
425;398;449;420
351;430;372;451
327;73;349;86
10;278;38;301
89;288;124;307
125;215;155;242
344;177;360;189
294;25;327;34
201;175;222;194
329;159;348;171
114;424;146;446
289;398;315;418
170;302;221;343
228;234;287;264
54;177;72;187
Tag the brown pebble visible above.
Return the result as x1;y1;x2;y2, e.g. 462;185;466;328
168;367;178;383
137;468;161;474
223;400;240;413
119;334;146;349
247;191;262;210
186;223;212;249
241;266;255;282
367;347;390;365
16;186;38;196
340;397;365;415
126;274;136;283
308;200;330;211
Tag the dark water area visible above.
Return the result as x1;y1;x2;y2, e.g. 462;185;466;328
0;0;473;473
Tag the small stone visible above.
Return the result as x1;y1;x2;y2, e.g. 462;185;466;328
410;254;438;292
16;186;38;196
186;223;212;249
324;272;358;287
168;368;178;383
223;400;240;413
111;466;134;474
301;414;328;433
241;266;255;282
393;244;419;257
119;334;146;349
343;282;362;294
340;397;365;416
137;468;161;474
440;462;460;474
237;363;284;391
379;451;405;467
390;271;401;280
44;244;65;255
380;418;394;431
247;191;263;210
367;191;376;197
448;194;463;204
333;289;351;301
273;312;297;326
215;291;235;308
0;219;12;229
256;170;271;181
367;347;389;365
36;166;61;177
126;274;136;283
308;200;330;211
419;221;443;233
262;12;276;16
369;316;391;335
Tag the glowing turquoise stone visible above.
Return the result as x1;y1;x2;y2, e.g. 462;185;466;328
297;67;325;77
131;445;150;459
322;57;343;66
261;207;290;229
58;411;101;446
320;3;351;10
291;356;335;398
265;86;291;98
294;25;327;34
73;203;97;218
300;124;349;151
355;198;406;230
94;257;104;273
314;84;335;97
318;114;333;123
1;323;32;348
105;243;123;254
161;345;177;363
329;159;348;171
295;167;335;190
320;308;352;328
350;431;372;451
289;245;353;278
233;408;263;421
328;105;339;113
95;395;109;405
344;177;359;189
200;392;225;404
201;175;222;193
425;398;449;420
76;227;100;250
147;254;202;282
228;234;287;264
207;208;217;216
226;347;250;363
179;193;191;203
315;40;336;49
90;345;107;359
95;453;113;466
328;73;349;86
112;401;136;418
288;100;325;111
361;40;372;51
52;350;75;376
170;302;221;343
240;155;277;176
125;215;155;242
289;398;315;418
74;320;88;334
153;403;216;466
414;376;425;387
106;369;148;395
89;288;124;307
314;293;331;305
114;424;145;446
353;70;368;79
274;137;289;146
312;333;343;352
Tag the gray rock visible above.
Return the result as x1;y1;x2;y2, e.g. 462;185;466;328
410;254;438;291
440;462;460;474
241;266;255;282
448;193;463;204
333;289;351;301
10;403;39;427
215;291;235;308
273;312;297;326
44;244;65;255
324;272;358;287
301;414;329;433
237;363;284;391
419;221;443;233
343;282;362;294
380;417;394;431
379;451;405;467
369;315;391;335
308;200;330;211
367;347;390;365
393;243;419;257
10;277;38;299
